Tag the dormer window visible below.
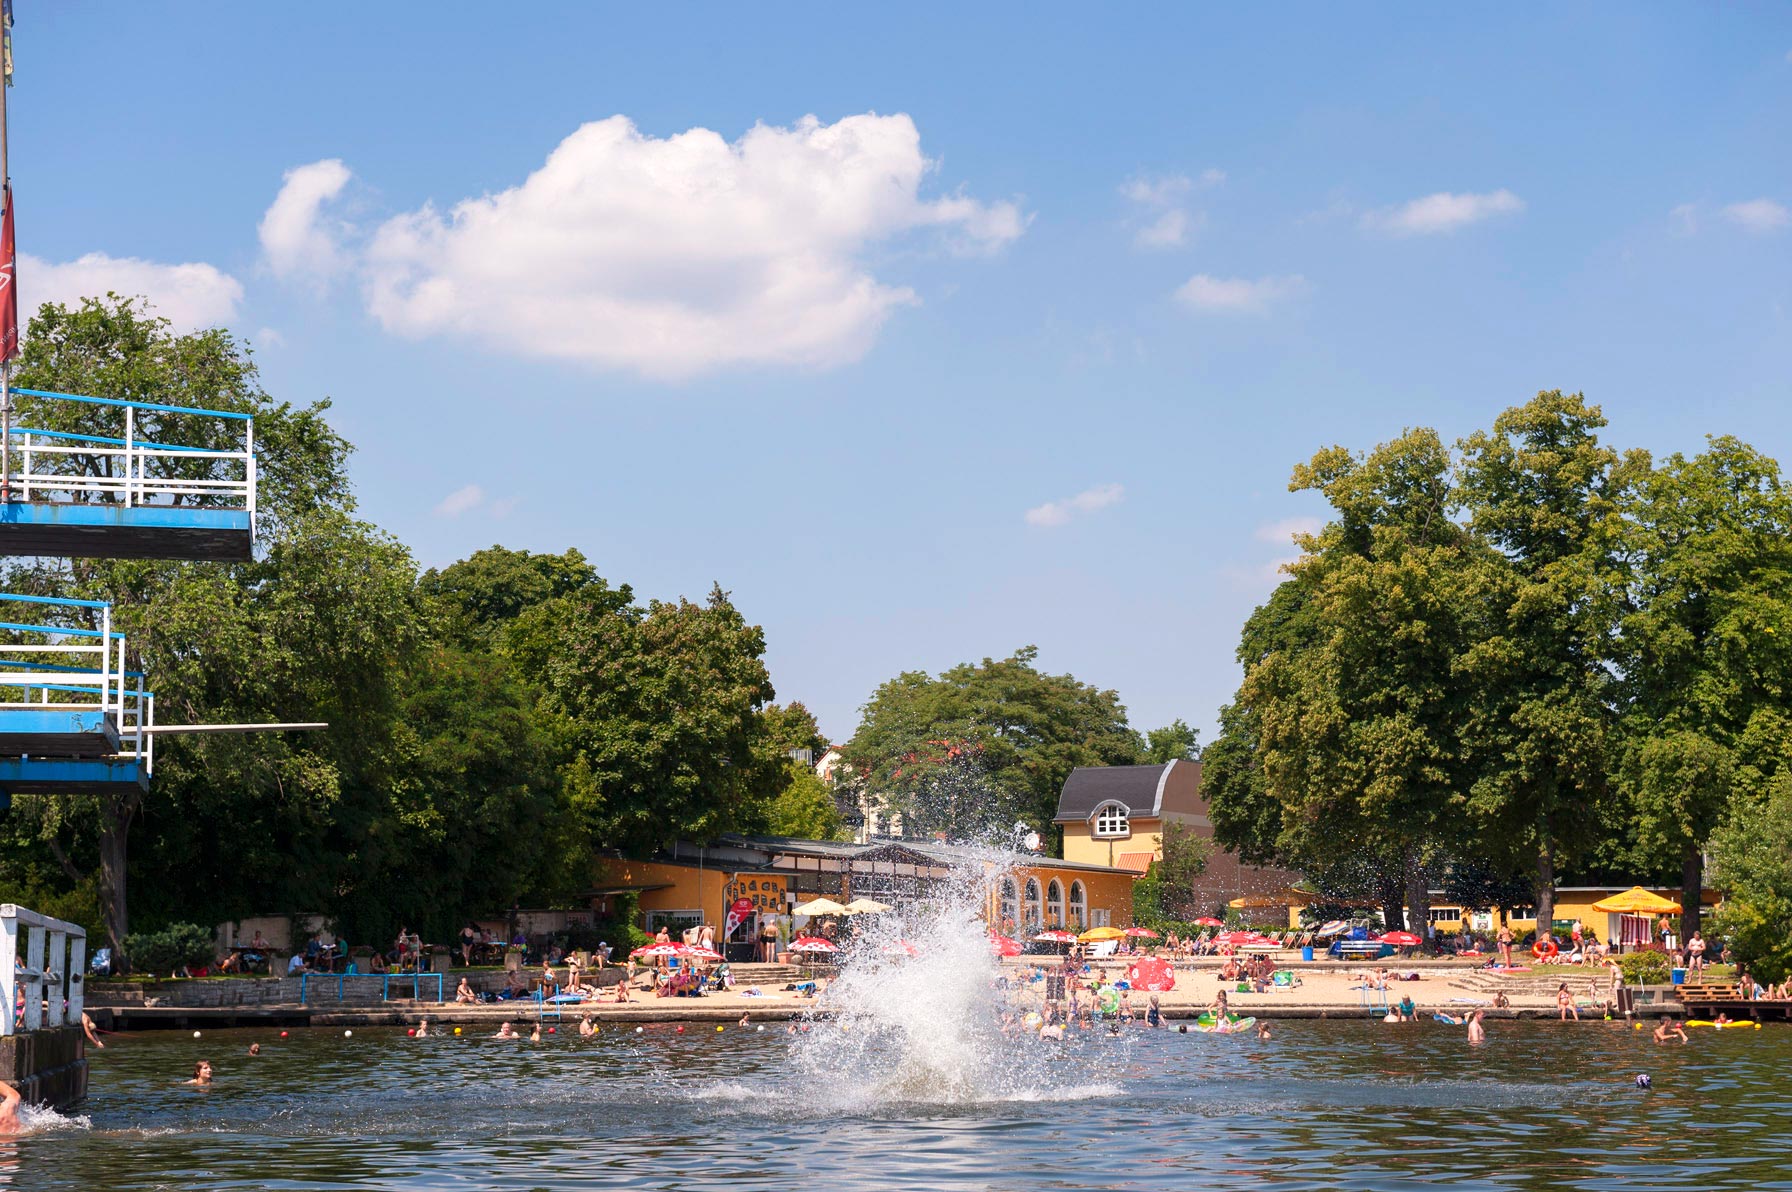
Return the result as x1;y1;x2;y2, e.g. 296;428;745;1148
1092;802;1130;839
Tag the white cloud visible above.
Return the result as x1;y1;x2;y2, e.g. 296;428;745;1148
1722;198;1789;234
1361;189;1525;236
339;113;1023;379
1025;483;1124;528
1255;516;1322;544
434;484;484;517
1670;203;1699;235
1136;209;1191;249
259;159;354;283
1174;273;1310;313
254;327;285;348
1121;170;1223;250
20;252;243;332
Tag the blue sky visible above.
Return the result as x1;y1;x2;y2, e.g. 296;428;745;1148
12;5;1791;744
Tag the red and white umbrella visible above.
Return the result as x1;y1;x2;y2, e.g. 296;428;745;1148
1127;956;1177;992
1377;931;1423;947
678;945;724;961
1033;929;1078;943
1192;917;1225;927
1214;931;1264;946
790;937;838;954
1123;927;1160;939
631;943;681;958
989;933;1022;958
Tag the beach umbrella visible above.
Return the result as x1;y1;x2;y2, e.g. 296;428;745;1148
678;945;724;961
1377;931;1422;947
793;897;849;916
1215;930;1269;947
1079;926;1127;942
1034;929;1078;943
1192;917;1225;927
789;937;838;954
1123;927;1160;939
1315;920;1350;938
630;943;680;958
1127;956;1176;992
1591;887;1682;915
989;933;1022;958
842;898;893;915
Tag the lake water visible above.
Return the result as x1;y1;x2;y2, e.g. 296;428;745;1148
10;1019;1790;1191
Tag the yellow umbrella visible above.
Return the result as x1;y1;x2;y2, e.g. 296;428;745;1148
793;897;848;916
1591;887;1682;915
842;898;893;915
1078;926;1127;942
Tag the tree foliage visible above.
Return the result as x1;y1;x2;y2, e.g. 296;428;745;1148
843;647;1143;840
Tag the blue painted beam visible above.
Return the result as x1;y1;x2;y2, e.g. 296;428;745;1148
0;708;120;757
0;756;146;795
0;503;251;562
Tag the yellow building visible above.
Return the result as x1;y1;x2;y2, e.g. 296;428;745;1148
592;834;1136;956
1055;760;1303;913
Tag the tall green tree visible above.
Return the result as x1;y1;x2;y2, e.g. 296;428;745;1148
1455;391;1634;933
843;647;1143;843
1708;773;1792;983
1615;437;1792;933
1144;719;1200;764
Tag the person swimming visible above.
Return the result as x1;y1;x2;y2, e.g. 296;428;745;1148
1145;994;1162;1028
494;1022;518;1040
1467;1010;1486;1045
0;1079;19;1134
185;1060;213;1086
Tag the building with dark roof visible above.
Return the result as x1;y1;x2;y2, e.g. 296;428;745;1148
1054;759;1303;918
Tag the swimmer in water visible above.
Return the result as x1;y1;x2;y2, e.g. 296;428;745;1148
1653;1019;1689;1045
0;1080;19;1134
416;1018;430;1038
1467;1010;1486;1045
1256;1021;1272;1039
529;1023;542;1043
1145;994;1163;1029
248;1043;261;1056
579;1015;596;1037
739;1013;750;1028
185;1060;214;1086
82;1011;105;1050
494;1021;518;1040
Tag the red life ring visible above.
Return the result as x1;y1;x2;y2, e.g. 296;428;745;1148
1531;939;1559;960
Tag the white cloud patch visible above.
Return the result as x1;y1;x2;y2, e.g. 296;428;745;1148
20;252;243;332
1121;170;1222;250
1255;516;1323;544
1722;198;1789;233
286;113;1025;380
259;159;354;284
434;484;485;517
254;327;285;348
1361;189;1525;236
1024;483;1124;528
1670;203;1699;235
1174;273;1310;314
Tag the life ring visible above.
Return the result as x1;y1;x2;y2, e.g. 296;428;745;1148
1096;988;1121;1015
1531;939;1559;960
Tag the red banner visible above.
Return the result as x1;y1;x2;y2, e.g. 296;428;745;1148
0;186;16;362
724;896;755;939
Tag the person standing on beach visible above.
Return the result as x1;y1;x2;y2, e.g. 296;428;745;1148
1497;924;1514;968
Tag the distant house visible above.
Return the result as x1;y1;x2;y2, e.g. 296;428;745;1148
1054;759;1302;916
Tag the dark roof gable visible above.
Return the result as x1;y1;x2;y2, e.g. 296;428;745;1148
1055;761;1175;823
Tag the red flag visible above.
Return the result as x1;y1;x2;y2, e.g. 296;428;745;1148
0;186;16;362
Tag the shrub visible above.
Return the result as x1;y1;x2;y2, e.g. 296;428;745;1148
1616;949;1671;986
124;923;216;977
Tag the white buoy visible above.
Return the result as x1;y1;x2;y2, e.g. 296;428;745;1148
344;1029;353;1037
635;1026;644;1034
757;1025;764;1032
192;1031;201;1038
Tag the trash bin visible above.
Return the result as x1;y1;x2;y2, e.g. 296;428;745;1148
1302;946;1315;962
1671;967;1685;985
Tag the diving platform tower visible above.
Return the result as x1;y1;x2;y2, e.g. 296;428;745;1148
0;388;253;561
0;593;153;812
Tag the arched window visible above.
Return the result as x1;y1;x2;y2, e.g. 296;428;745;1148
1069;881;1087;928
1092;802;1130;838
1047;879;1065;926
999;878;1017;930
1024;878;1043;931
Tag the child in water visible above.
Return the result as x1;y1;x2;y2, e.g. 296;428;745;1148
1145;994;1163;1029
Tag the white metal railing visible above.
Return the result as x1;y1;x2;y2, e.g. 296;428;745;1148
0;904;86;1036
0;593;155;773
6;388;255;517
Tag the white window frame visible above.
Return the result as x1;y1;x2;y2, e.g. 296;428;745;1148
1024;878;1043;931
999;879;1017;929
1046;879;1064;927
1069;881;1087;928
1090;907;1111;928
1091;801;1131;839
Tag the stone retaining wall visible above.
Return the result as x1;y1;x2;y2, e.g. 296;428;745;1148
90;966;634;1009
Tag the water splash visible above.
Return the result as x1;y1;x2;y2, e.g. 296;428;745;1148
19;1103;91;1132
786;843;1115;1109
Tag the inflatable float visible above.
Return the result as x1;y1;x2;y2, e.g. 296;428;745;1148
1686;1020;1761;1029
1193;1012;1257;1034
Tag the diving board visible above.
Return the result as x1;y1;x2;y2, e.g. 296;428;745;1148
0;388;254;561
